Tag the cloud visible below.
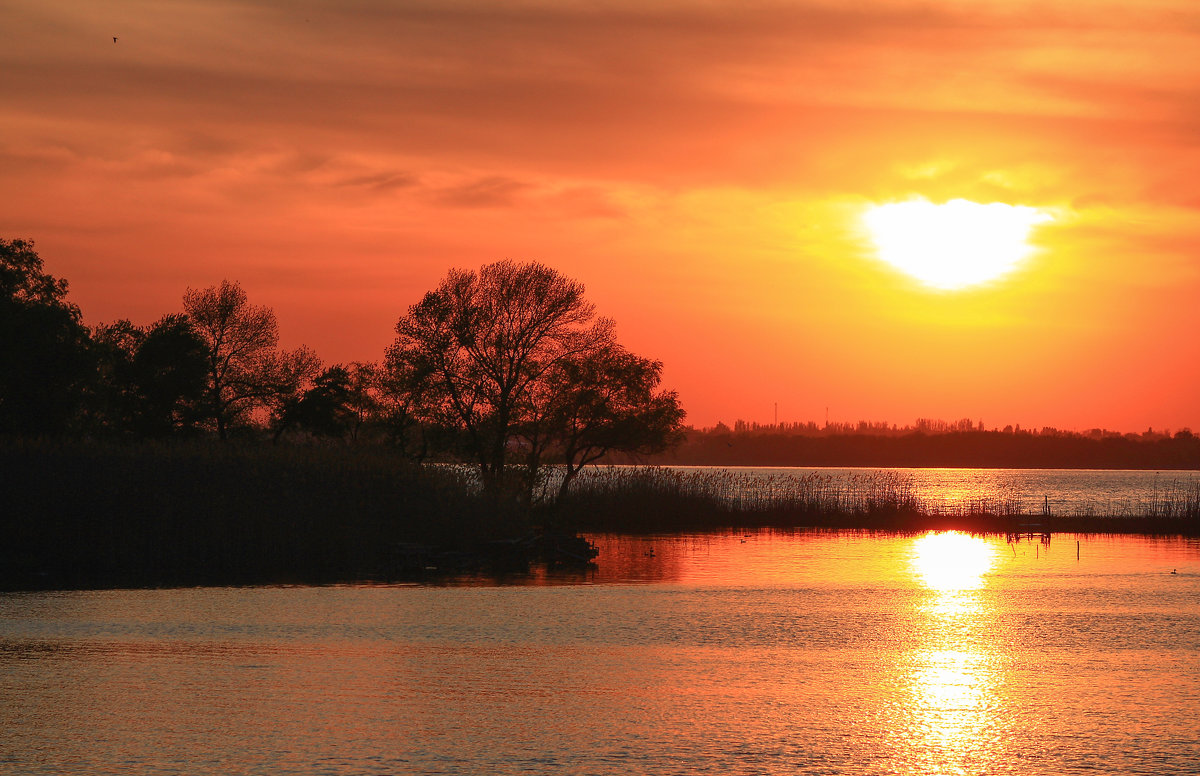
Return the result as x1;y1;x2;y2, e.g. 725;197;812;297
426;176;528;208
336;171;418;193
6;0;1199;198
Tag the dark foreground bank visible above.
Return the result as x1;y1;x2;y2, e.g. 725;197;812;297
2;442;541;590
4;445;1198;591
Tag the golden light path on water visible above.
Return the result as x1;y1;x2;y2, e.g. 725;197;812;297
900;532;1003;774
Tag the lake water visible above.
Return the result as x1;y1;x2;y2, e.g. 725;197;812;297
3;531;1199;775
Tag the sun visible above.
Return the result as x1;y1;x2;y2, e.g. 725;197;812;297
863;198;1052;290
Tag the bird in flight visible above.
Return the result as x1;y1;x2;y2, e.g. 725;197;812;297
113;36;118;43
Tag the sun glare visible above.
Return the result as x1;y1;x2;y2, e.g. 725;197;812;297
864;198;1052;290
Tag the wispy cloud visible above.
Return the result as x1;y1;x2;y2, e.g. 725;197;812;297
424;176;528;208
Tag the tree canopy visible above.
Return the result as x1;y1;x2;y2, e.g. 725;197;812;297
0;238;92;434
90;314;209;437
183;280;319;439
386;260;684;506
533;343;686;500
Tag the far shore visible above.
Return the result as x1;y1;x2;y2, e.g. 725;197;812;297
642;426;1200;470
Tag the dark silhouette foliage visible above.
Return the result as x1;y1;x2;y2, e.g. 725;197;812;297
278;360;385;443
1;441;492;590
652;425;1200;469
134;314;210;435
385;260;685;510
89;314;209;437
526;344;686;500
0;238;93;434
278;364;362;439
183;280;319;439
183;280;278;438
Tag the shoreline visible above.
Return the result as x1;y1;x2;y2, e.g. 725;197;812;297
4;441;1197;592
4;520;1192;593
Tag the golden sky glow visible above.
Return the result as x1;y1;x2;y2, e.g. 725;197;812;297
4;0;1200;430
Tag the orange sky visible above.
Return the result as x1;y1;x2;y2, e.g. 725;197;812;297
5;0;1200;432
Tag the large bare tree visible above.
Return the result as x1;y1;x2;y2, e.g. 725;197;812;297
183;280;318;439
385;260;683;510
386;261;614;501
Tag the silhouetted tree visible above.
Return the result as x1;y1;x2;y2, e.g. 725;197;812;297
343;361;383;442
532;345;685;501
183;280;318;439
132;314;210;436
376;361;435;459
277;364;355;440
284;360;385;443
262;346;323;442
89;314;209;437
385;260;681;512
89;319;144;433
0;238;93;435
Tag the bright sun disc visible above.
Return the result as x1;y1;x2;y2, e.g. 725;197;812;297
863;198;1052;290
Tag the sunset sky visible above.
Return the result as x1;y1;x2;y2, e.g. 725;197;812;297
5;0;1200;432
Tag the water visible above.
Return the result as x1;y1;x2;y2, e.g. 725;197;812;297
3;531;1199;775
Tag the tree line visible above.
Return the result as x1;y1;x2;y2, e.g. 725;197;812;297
1;238;685;507
703;417;1189;440
652;424;1200;469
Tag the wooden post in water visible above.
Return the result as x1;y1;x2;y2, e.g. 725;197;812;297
1077;540;1080;560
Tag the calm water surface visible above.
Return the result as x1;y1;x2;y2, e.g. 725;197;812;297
2;531;1199;775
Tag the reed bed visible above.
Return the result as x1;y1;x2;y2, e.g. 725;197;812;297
557;467;925;532
557;466;1200;535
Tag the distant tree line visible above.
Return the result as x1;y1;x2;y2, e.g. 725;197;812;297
706;417;1189;441
0;238;685;508
651;424;1200;469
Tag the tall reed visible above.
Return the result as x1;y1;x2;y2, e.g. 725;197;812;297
554;466;1200;535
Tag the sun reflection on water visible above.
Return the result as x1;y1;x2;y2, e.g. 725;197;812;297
915;650;986;711
912;531;997;591
895;532;1006;775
